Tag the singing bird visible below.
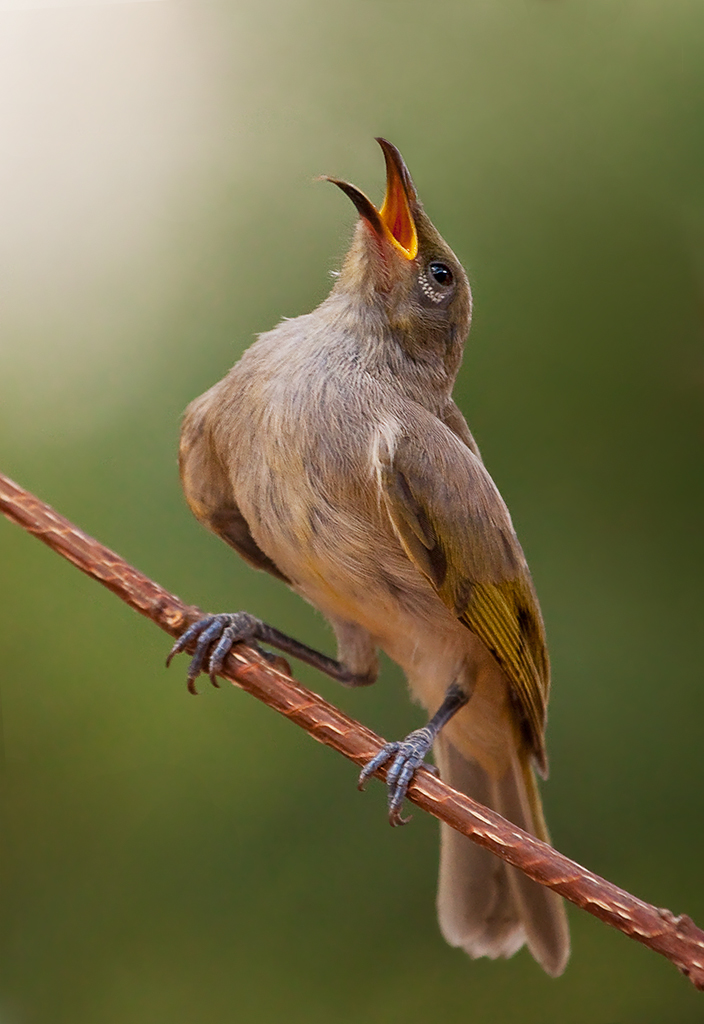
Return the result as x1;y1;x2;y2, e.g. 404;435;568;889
169;139;570;976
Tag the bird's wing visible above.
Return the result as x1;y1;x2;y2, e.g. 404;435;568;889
179;389;291;584
441;399;482;459
379;408;550;772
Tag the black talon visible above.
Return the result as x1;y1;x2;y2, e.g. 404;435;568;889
358;682;470;826
358;742;400;792
387;727;434;826
358;731;432;825
167;611;270;692
167;610;377;693
166;616;214;668
187;619;227;691
208;629;236;686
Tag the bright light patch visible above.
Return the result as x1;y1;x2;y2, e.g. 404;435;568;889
0;0;220;445
0;0;164;8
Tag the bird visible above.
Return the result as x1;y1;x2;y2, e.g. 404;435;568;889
168;138;570;976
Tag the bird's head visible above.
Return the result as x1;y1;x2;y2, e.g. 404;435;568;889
324;139;472;363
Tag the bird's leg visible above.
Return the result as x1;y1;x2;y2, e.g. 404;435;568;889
359;681;469;826
167;612;376;694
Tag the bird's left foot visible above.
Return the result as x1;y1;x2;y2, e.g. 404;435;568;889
166;611;291;694
358;727;439;827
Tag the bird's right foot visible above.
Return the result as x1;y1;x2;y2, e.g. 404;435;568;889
358;727;439;826
166;612;283;694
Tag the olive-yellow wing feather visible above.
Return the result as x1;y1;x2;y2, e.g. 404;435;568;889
380;410;550;774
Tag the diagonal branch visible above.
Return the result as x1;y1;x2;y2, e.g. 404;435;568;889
1;468;703;990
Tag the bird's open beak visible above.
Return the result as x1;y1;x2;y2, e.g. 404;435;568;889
323;138;419;261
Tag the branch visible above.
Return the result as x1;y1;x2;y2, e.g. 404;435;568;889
1;469;703;990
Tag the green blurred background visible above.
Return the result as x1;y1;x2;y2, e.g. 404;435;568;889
0;0;703;1020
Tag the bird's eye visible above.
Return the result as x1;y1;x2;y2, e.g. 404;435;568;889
428;262;453;286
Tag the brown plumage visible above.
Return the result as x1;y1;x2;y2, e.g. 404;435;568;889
172;139;570;976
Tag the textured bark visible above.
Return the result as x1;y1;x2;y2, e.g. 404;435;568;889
1;469;703;990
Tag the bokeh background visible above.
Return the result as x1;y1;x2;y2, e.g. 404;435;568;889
0;1;703;1020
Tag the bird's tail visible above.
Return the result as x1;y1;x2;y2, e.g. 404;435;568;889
434;735;570;977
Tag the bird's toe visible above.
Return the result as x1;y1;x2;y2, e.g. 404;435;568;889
167;611;264;692
359;727;435;826
358;742;400;792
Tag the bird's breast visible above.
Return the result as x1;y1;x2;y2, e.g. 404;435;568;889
225;380;415;616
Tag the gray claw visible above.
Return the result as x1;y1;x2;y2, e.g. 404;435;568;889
359;727;435;826
358;742;400;791
166;616;214;668
167;612;263;693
